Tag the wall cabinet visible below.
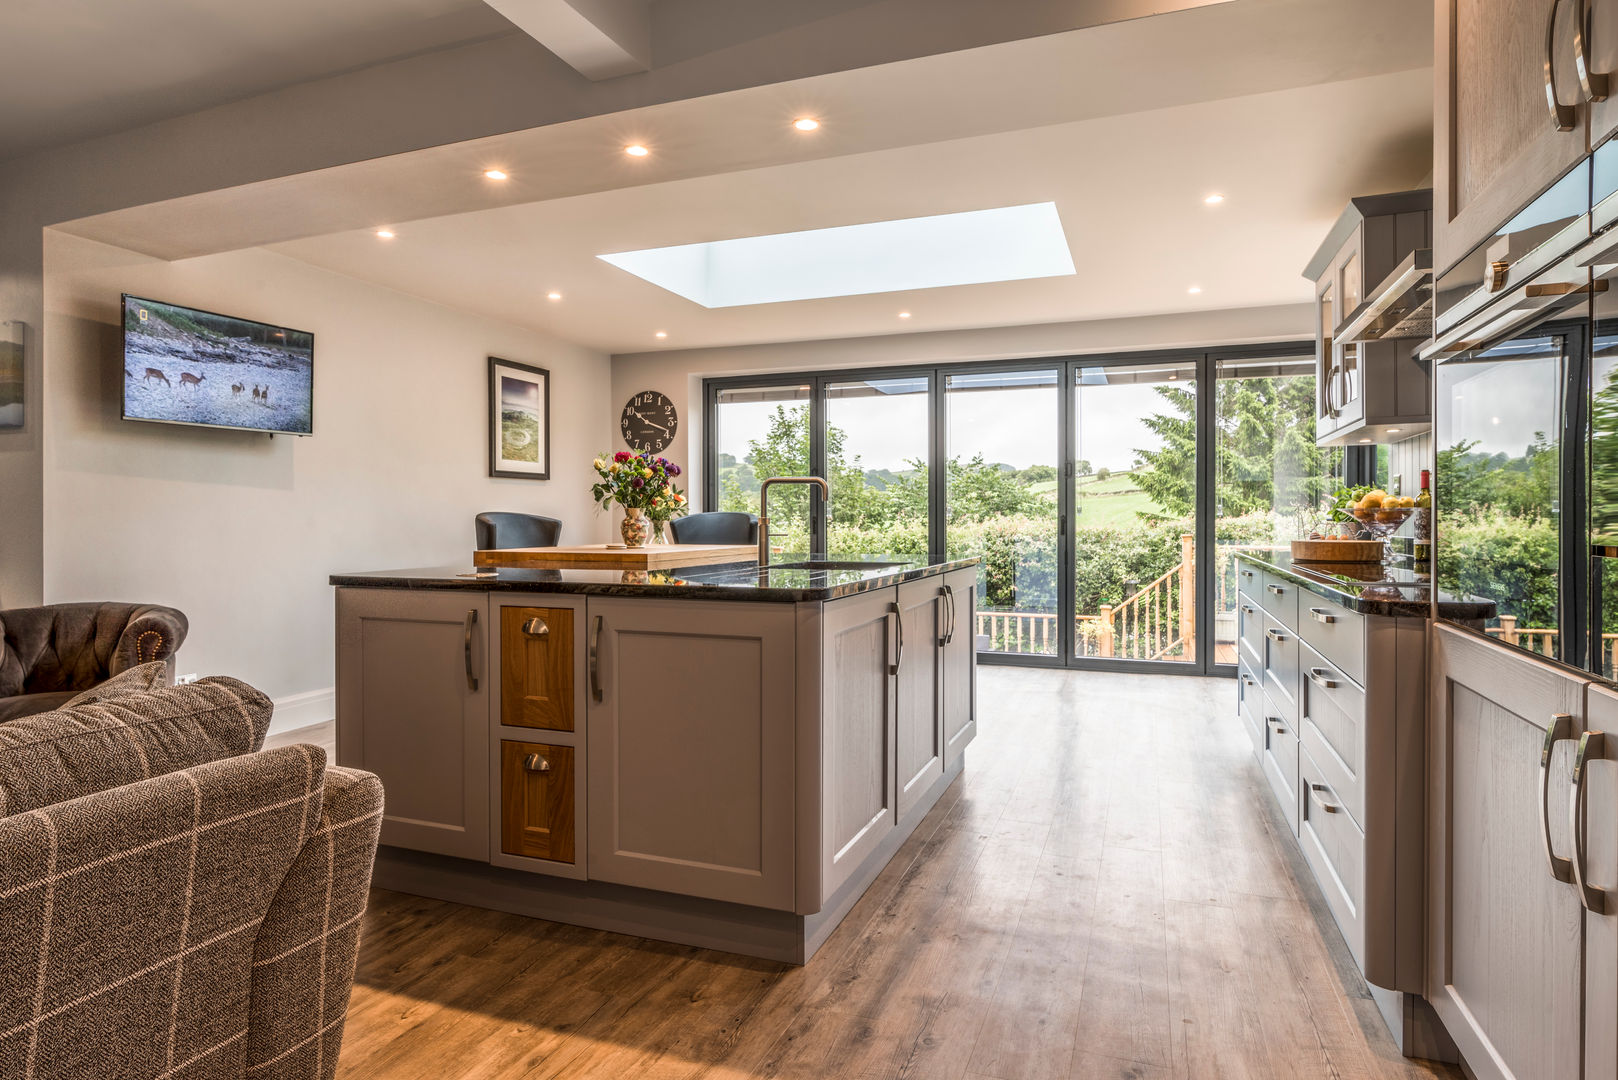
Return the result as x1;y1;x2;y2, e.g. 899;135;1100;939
336;589;490;860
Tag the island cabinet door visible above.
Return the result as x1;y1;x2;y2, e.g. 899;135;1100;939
1427;624;1588;1080
335;588;490;861
585;597;797;910
941;567;978;768
496;599;579;732
895;578;945;821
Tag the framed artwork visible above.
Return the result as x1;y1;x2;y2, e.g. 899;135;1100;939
0;321;22;431
488;356;550;480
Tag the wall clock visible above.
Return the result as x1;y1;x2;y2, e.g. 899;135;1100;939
621;390;677;453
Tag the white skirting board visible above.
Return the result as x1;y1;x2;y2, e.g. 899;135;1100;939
267;686;334;737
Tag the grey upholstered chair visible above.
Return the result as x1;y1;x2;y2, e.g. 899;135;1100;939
668;511;759;545
475;512;564;550
0;602;188;722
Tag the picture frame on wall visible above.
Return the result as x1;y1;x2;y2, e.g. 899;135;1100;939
0;321;23;431
488;356;550;480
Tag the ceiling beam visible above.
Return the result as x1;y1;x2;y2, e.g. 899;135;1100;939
483;0;650;80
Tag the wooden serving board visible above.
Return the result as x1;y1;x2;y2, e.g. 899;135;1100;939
1290;538;1384;563
474;543;757;570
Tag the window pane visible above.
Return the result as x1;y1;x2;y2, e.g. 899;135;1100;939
714;383;812;551
945;369;1059;656
824;376;931;555
1073;361;1197;663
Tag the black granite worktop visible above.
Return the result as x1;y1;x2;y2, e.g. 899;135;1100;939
330;554;978;603
1235;550;1496;620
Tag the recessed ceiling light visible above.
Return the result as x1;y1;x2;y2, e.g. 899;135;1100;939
655;331;668;339
898;311;911;319
793;117;821;132
375;229;395;239
1387;427;1401;434
1188;286;1202;294
1359;438;1372;443
625;144;650;157
547;291;562;301
484;169;509;181
1205;194;1225;205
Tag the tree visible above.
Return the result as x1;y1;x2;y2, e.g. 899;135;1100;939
1096;467;1111;482
1076;460;1092;478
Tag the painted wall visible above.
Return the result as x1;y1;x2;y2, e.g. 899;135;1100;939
610;302;1314;507
43;231;610;731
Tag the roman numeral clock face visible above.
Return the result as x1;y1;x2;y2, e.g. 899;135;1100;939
621;391;677;453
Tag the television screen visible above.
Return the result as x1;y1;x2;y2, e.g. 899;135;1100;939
121;295;313;435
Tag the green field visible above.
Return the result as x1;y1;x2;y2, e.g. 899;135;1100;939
501;409;540;463
1026;469;1169;528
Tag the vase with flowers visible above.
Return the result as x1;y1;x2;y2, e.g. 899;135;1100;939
591;451;688;548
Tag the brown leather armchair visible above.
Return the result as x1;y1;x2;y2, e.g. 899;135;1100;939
0;602;188;722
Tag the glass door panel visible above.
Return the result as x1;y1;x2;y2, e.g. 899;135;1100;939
713;383;812;552
824;375;931;556
1591;317;1618;679
1072;361;1198;664
944;369;1060;657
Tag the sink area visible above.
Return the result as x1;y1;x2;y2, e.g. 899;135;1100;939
766;559;912;572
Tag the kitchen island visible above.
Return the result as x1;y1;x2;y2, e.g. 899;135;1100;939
330;555;978;962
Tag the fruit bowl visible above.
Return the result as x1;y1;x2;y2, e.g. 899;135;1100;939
1352;506;1414;532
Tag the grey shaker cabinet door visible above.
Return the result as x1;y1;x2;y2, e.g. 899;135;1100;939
894;578;945;821
941;567;977;768
585;597;797;911
335;588;490;861
1427;624;1587;1080
1582;684;1618;1080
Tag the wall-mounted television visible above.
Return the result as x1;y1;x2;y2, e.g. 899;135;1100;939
121;295;314;436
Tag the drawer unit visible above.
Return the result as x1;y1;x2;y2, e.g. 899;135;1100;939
1237;660;1264;757
1237;595;1264;670
1237;562;1262;602
1259;570;1299;626
1262;611;1300;723
1260;691;1301;834
499;605;577;731
1297;595;1365;686
499;740;576;865
1298;745;1366;970
1298;640;1367;826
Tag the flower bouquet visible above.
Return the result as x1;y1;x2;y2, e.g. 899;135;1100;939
591;451;687;547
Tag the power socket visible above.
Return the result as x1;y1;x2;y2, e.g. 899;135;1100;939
175;673;199;685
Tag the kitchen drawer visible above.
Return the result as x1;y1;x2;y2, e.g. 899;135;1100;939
499;605;577;732
1296;594;1365;686
1259;570;1299;627
1261;611;1300;724
1298;640;1366;827
1298;745;1365;971
499;740;576;865
1236;595;1264;670
1259;691;1301;834
1236;561;1263;603
1237;660;1264;757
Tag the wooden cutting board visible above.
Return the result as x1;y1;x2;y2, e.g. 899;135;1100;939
1290;538;1384;563
474;543;757;570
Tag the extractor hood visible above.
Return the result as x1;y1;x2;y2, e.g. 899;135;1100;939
1336;249;1433;344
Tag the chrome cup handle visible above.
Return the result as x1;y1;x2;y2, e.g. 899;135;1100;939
1542;713;1576;883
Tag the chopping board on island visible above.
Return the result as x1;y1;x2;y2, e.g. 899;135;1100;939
474;543;758;570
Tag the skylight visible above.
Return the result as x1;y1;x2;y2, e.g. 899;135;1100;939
597;203;1075;308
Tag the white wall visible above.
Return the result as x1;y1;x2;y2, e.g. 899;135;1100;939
43;231;611;732
611;302;1314;507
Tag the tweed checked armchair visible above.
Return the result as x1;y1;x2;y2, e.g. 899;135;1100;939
0;602;189;722
0;672;383;1080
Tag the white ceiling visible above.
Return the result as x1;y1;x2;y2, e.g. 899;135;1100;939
0;0;513;158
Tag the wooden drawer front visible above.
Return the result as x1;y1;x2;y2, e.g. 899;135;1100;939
1260;691;1300;834
1237;661;1263;757
1236;562;1263;603
1259;570;1298;626
1261;611;1300;723
1298;641;1366;828
501;605;575;731
1236;596;1264;670
1298;747;1366;970
500;740;576;863
1296;595;1365;685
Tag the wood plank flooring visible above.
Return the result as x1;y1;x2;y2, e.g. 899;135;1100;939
270;667;1461;1080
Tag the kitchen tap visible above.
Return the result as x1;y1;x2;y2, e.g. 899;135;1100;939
758;476;829;566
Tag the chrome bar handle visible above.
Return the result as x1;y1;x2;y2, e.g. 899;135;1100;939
1571;730;1614;914
1576;0;1610;100
1309;782;1342;815
1266;584;1287;596
1541;713;1577;883
1307;667;1339;690
947;585;959;644
889;602;904;676
463;608;479;692
589;614;603;703
1548;0;1579;131
938;586;951;647
1266;627;1287;643
1309;607;1337;624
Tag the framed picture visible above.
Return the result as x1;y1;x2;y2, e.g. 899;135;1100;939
0;321;22;431
488;356;550;480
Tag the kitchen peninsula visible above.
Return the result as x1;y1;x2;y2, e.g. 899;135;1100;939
330;554;978;962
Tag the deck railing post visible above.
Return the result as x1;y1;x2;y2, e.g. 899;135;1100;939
1098;604;1115;657
1179;532;1194;655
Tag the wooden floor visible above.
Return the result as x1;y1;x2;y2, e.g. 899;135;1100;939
272;668;1461;1080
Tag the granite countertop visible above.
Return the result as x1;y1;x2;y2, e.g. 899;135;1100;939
330;554;978;603
1235;550;1496;620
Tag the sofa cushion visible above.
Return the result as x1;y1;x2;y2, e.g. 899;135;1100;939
0;676;274;818
0;691;75;724
63;659;168;708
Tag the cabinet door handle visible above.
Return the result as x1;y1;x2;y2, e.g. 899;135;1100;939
1547;0;1579;130
1266;584;1287;596
1240;673;1256;687
1576;0;1609;101
524;753;551;773
938;586;952;647
1541;713;1577;883
1308;607;1337;624
1241;604;1256;616
1309;782;1342;815
1571;730;1614;914
1266;716;1288;737
463;608;479;692
889;602;904;676
1266;627;1287;643
589;615;603;703
1240;568;1255;580
947;585;959;645
1307;667;1339;690
522;616;550;637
